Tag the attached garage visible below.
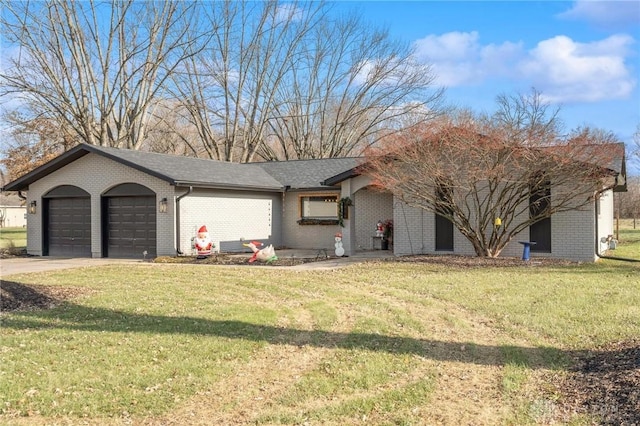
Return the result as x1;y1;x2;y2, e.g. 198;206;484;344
102;183;157;259
43;186;92;257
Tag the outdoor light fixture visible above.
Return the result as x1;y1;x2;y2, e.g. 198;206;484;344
159;197;168;213
29;201;37;214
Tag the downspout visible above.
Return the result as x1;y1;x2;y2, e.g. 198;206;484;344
594;186;640;263
17;191;27;201
281;186;290;247
175;186;193;255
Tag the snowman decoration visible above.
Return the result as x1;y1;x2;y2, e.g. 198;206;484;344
375;220;384;238
334;232;345;257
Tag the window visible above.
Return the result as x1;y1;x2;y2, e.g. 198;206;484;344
300;194;338;220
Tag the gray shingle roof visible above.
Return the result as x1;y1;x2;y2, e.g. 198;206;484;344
86;145;284;190
255;157;361;189
2;142;626;194
2;144;360;192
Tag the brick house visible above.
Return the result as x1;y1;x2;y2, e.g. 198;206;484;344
2;143;626;261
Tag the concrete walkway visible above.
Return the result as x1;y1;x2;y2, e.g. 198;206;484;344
283;249;393;270
1;250;393;277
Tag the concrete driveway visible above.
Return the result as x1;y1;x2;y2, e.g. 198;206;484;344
1;250;393;277
1;257;141;277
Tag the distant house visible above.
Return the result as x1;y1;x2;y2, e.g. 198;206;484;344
0;206;27;228
2;143;626;261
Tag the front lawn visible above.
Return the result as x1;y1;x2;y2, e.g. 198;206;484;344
612;218;640;259
1;250;638;425
0;227;26;251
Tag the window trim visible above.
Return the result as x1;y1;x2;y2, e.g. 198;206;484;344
297;192;340;225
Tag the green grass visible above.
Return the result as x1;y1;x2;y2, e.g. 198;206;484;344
612;219;640;259
0;227;26;250
0;225;638;425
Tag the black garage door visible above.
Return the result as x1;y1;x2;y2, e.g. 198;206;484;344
46;197;92;257
104;194;157;258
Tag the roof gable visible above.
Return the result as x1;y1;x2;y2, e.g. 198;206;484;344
2;144;284;192
85;145;285;190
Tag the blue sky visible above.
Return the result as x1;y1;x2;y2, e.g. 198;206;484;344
1;1;638;172
335;0;640;172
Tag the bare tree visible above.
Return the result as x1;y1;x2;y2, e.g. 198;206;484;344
618;176;640;226
363;91;623;257
0;111;81;182
261;13;442;160
140;100;202;157
493;88;563;146
173;1;443;162
171;1;326;162
632;123;640;172
1;0;205;150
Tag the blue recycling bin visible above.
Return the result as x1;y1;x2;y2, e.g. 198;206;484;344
518;241;537;261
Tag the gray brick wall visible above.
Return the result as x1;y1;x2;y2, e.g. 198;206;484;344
353;189;393;250
282;190;342;251
391;192;602;262
393;203;422;255
549;206;595;261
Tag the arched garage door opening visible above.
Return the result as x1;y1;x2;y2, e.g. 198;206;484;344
102;183;157;259
43;185;92;257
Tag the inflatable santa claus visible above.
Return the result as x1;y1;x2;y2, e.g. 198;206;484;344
194;225;213;257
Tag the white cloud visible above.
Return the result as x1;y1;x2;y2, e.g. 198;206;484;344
518;35;636;103
413;31;521;86
414;31;480;62
412;31;636;103
275;4;304;23
557;1;640;28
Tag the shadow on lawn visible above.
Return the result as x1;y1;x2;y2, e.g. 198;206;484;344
2;281;635;372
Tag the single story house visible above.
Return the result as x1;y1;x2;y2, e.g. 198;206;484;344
2;143;627;262
0;206;27;228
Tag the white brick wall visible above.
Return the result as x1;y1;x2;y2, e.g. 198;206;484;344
178;189;281;254
596;189;614;256
26;153;175;257
392;202;476;256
